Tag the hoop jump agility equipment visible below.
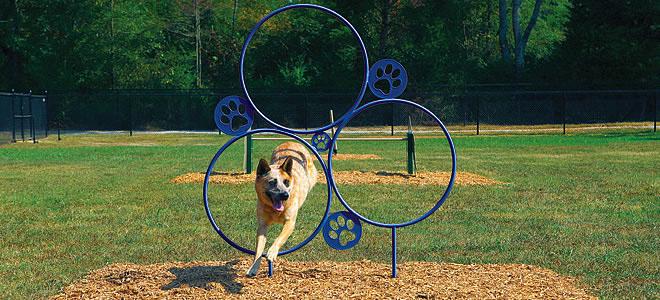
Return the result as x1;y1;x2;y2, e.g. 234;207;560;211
203;4;456;278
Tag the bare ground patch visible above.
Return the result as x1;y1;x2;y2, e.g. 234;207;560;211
51;259;594;299
171;170;502;186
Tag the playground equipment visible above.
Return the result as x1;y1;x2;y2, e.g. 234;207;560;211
203;4;456;278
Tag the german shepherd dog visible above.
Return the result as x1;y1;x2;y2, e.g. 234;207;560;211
246;142;318;277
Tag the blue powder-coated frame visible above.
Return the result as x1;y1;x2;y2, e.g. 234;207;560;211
205;3;456;279
239;4;369;134
328;99;457;229
203;128;333;256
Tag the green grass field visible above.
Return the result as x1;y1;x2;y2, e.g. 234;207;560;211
0;131;658;299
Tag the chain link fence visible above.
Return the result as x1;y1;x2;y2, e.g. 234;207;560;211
2;87;656;144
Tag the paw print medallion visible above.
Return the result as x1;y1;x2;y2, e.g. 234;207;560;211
323;211;362;250
311;131;331;152
368;59;408;99
214;96;254;135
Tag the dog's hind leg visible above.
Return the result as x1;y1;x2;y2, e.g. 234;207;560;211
247;222;268;277
266;217;296;262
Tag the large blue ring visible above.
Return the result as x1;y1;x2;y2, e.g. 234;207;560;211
203;128;333;256
239;4;369;134
327;99;457;228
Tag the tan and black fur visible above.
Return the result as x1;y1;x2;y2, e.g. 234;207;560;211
246;142;318;277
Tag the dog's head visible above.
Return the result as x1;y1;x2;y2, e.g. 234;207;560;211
255;157;294;212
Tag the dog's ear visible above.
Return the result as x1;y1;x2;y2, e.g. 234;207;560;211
281;156;294;176
256;159;270;177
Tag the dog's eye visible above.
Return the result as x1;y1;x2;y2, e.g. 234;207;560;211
283;179;290;187
269;179;277;186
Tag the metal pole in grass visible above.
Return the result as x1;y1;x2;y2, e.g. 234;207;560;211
11;89;16;143
476;95;480;135
29;90;36;143
407;115;416;175
44;91;48;138
128;96;133;136
391;227;397;278
244;133;253;174
653;91;656;133
562;92;567;135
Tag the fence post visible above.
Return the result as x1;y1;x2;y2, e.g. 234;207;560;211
44;91;48;138
562;92;567;135
244;134;253;174
462;95;466;127
653;91;657;133
29;90;36;143
11;89;16;143
128;96;133;136
475;95;480;135
304;96;309;131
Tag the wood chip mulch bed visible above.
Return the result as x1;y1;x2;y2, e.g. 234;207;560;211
171;171;502;186
333;153;382;160
51;259;595;299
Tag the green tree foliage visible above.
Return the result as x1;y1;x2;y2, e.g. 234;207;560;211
0;0;656;91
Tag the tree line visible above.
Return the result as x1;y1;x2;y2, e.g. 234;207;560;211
0;0;657;93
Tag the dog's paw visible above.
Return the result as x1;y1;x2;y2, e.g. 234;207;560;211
266;247;279;262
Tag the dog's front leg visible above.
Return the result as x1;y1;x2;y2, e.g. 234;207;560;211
246;222;268;277
266;218;296;262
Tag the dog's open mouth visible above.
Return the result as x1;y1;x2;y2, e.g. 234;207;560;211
272;199;284;212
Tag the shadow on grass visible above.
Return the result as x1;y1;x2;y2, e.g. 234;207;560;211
161;260;243;294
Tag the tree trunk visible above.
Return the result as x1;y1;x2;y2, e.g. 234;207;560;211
498;0;511;63
110;0;115;89
194;0;201;87
231;0;238;29
512;0;543;79
511;0;522;78
378;0;392;58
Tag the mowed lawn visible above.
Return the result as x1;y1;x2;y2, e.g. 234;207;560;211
0;131;657;299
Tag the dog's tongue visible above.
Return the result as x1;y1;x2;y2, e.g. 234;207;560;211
273;200;284;212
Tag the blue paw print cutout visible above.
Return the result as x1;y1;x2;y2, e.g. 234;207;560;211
214;96;254;135
323;211;362;250
311;131;331;152
368;59;408;99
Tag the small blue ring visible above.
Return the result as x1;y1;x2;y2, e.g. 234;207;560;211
327;99;457;228
203;128;333;256
239;4;369;134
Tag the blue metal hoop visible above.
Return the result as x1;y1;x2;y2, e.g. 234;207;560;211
203;128;333;256
239;4;369;134
327;99;457;228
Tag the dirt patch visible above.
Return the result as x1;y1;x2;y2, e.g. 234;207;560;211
51;259;594;299
333;153;382;160
171;171;502;186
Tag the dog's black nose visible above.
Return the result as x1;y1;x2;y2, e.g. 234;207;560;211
281;191;289;200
